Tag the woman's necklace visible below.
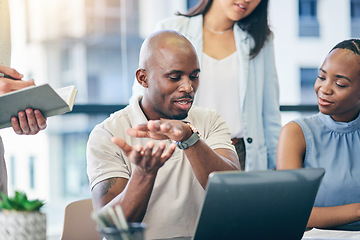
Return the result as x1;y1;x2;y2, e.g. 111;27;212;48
204;24;233;35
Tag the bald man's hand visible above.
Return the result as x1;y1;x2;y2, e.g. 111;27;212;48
126;119;193;142
0;65;47;135
112;137;176;174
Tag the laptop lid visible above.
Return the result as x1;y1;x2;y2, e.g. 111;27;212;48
193;168;325;240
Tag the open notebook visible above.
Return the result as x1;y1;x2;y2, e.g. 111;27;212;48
192;168;325;240
0;83;77;129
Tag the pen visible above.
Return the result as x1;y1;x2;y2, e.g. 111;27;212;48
3;74;19;80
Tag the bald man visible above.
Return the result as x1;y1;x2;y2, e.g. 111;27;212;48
87;30;239;239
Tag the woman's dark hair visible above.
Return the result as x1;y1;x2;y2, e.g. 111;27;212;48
178;0;271;59
330;39;360;56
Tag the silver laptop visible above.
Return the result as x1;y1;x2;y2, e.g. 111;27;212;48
192;168;325;240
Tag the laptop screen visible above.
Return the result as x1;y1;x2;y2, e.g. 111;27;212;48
193;168;325;240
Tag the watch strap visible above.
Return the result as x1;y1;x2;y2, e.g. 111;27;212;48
176;122;201;149
176;131;200;149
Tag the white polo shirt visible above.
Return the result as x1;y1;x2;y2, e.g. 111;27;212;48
87;96;235;240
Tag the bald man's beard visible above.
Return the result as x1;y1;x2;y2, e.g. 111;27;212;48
152;103;189;120
171;112;189;120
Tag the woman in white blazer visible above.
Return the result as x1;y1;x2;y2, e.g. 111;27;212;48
131;0;281;171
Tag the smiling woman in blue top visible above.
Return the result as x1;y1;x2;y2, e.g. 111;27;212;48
131;0;282;171
277;39;360;230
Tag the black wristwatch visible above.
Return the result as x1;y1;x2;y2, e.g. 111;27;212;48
176;122;201;149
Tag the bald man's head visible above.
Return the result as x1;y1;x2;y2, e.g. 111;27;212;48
139;30;198;70
135;30;200;120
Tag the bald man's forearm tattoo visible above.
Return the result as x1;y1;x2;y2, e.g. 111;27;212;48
96;177;119;199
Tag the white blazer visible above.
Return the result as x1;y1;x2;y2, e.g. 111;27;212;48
131;15;282;170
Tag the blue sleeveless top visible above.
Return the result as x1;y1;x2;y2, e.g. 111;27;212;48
294;112;360;229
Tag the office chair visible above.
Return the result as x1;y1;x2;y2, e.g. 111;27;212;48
61;198;101;240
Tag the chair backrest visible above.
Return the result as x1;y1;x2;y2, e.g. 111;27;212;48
61;198;101;240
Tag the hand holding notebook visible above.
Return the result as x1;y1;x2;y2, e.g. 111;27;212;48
0;83;77;129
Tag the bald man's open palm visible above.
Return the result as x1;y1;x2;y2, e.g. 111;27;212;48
111;137;176;174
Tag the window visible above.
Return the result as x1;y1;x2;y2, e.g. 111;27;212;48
29;156;35;189
351;0;360;37
187;0;199;9
62;132;90;197
6;0;143;236
298;0;320;37
300;68;318;104
10;155;15;186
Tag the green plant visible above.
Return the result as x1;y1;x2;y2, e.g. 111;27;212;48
0;191;44;211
